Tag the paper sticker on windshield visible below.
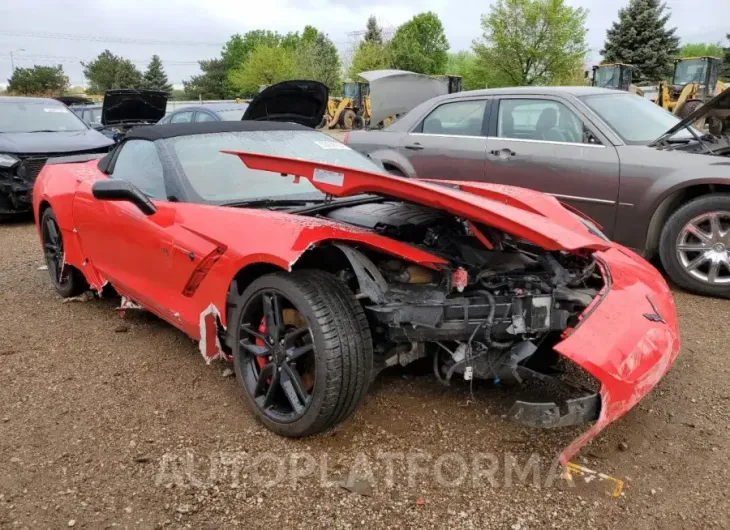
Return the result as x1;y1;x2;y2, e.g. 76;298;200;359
314;140;348;150
43;107;68;113
313;168;344;187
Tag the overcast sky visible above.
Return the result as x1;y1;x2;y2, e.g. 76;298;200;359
0;0;727;87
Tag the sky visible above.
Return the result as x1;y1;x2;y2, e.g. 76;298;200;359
0;0;728;88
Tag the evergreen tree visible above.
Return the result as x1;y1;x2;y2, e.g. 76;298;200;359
600;0;679;82
142;55;173;94
364;15;383;44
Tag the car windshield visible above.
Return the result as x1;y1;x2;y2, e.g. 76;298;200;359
673;59;707;86
580;93;699;144
215;107;248;121
168;129;388;203
0;100;88;133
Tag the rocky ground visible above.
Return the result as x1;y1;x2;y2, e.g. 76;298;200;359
1;220;728;529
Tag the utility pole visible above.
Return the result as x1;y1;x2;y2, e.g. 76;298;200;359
9;48;25;71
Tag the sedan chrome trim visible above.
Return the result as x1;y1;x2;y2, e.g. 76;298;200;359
549;193;615;205
486;136;606;148
408;133;487;140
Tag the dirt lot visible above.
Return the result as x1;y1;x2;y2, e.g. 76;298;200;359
1;220;729;529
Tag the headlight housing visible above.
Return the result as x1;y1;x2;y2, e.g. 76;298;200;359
0;154;19;168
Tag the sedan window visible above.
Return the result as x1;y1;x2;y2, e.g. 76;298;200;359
170;111;193;123
110;140;167;199
420;100;487;137
194;112;218;122
497;99;584;144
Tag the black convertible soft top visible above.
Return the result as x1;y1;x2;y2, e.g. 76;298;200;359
126;120;311;141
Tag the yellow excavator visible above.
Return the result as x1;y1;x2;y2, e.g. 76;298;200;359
591;63;644;96
656;56;727;119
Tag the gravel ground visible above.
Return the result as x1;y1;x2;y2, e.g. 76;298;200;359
1;221;729;529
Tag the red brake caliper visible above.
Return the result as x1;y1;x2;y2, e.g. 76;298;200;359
255;316;269;369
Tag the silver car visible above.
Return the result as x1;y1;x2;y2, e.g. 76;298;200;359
345;86;730;298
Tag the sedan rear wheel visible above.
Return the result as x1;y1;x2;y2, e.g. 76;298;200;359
659;194;730;297
232;270;372;436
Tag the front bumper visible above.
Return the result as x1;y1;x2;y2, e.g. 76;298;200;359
0;170;35;215
552;246;681;464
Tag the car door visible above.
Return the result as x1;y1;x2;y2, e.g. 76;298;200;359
72;139;177;309
194;111;218;122
483;96;621;237
398;98;490;180
169;111;194;124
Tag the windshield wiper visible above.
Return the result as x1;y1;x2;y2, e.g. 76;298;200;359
222;198;326;208
25;129;59;133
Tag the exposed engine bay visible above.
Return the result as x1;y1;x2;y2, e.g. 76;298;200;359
304;199;603;428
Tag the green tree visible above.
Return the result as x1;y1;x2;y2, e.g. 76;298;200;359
364;15;383;44
679;42;724;59
389;12;449;74
142;55;173;94
7;65;69;95
228;45;296;97
724;34;730;79
182;58;228;99
294;26;342;91
349;41;391;79
446;52;486;90
81;50;143;93
473;0;588;87
601;0;679;82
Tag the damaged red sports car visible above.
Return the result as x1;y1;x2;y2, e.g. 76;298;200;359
33;120;680;464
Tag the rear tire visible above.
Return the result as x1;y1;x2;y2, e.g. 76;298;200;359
678;99;703;120
231;270;373;437
659;194;730;298
40;208;88;298
340;109;356;130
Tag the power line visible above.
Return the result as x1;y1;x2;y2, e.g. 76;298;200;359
0;30;225;47
0;53;201;66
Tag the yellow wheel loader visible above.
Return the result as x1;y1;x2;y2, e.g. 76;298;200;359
324;81;371;130
591;63;644;96
656;56;727;120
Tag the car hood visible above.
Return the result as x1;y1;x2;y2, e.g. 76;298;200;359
0;129;113;155
241;80;328;128
102;89;169;126
651;85;730;147
223;150;612;253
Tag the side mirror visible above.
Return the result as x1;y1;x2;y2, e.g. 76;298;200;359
91;179;157;216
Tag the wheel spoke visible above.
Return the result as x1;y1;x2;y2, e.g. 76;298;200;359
239;341;270;357
686;224;712;245
262;369;280;408
287;342;313;361
283;326;309;348
677;243;708;252
708;260;722;284
280;363;308;413
685;252;709;272
709;214;722;240
241;325;269;345
262;293;283;343
254;363;275;396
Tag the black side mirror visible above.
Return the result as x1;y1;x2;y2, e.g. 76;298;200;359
91;179;157;216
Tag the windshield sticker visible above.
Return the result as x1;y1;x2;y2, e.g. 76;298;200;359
314;139;348;150
43;107;68;113
313;168;344;187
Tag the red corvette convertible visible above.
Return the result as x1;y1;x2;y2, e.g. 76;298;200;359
33;119;680;464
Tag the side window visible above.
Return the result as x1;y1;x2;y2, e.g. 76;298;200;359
110;140;167;199
194;112;217;122
420;100;487;137
170;111;193;123
497;99;586;144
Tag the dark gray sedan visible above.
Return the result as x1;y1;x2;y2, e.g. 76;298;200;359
159;103;250;124
345;86;730;298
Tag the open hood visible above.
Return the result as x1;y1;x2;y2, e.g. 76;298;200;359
241;80;328;128
222;150;612;253
651;86;730;147
101;89;168;126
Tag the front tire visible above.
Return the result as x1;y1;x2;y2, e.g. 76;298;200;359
40;208;88;298
231;270;373;436
659;194;730;297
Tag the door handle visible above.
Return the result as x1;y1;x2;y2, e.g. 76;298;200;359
490;148;515;158
405;143;424;151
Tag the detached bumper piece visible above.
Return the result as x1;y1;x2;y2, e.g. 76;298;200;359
0;157;47;215
509;394;600;428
